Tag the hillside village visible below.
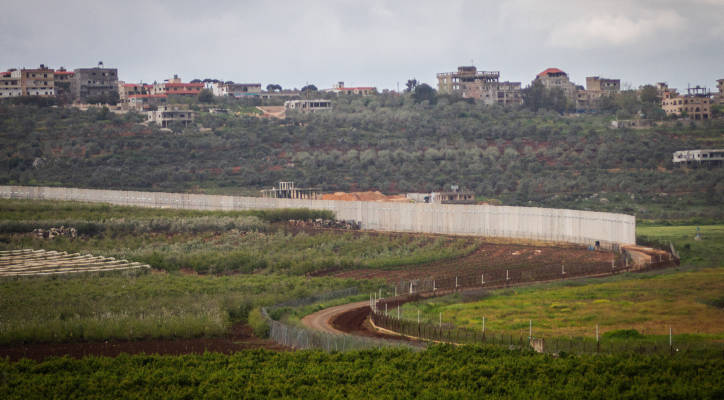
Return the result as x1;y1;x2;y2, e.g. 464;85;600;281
2;61;723;127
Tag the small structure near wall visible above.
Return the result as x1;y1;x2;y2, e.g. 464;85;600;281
407;186;476;204
261;181;321;199
146;105;195;128
610;119;653;129
284;99;332;113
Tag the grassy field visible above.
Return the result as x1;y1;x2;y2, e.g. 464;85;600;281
0;199;478;275
400;267;724;339
0;272;382;345
399;223;724;340
637;224;724;267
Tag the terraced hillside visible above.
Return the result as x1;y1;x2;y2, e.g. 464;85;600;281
0;249;149;277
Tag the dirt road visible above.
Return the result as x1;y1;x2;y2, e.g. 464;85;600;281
300;301;370;335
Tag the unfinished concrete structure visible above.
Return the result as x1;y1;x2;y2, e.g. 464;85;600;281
53;68;74;102
407;186;476;204
437;66;522;106
261;181;321;199
672;149;724;166
661;86;712;120
146;105;194;128
576;76;621;110
284;99;332;112
71;63;119;103
1;186;637;247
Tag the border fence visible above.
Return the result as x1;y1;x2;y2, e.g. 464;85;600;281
389;258;676;297
0;185;635;247
370;309;724;356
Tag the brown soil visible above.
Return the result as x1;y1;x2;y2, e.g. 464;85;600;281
320;191;409;202
329;242;614;282
0;324;288;361
330;305;421;342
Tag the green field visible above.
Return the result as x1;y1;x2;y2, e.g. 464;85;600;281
399;224;724;341
0;272;378;345
0;199;477;275
2;347;723;399
637;224;724;267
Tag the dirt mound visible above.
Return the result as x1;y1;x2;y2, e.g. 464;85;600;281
321;191;409;202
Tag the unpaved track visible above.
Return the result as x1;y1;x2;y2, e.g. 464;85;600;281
301;301;369;335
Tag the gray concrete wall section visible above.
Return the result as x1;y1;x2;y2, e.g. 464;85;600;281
0;186;636;245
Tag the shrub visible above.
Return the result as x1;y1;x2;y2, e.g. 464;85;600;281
247;307;269;338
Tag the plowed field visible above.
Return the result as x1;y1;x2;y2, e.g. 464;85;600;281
329;242;613;282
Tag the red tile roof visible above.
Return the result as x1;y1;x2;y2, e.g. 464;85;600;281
129;94;167;99
165;82;204;88
537;68;566;77
54;70;74;75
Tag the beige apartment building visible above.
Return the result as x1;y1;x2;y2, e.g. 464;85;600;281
533;67;577;104
661;86;711;120
21;64;55;96
437;66;522;106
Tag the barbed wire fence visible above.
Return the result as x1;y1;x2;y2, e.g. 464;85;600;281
370;308;724;356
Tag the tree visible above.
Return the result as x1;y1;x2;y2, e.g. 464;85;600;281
301;84;318;92
640;85;660;104
405;79;418;92
198;89;214;103
412;83;436;104
266;84;282;92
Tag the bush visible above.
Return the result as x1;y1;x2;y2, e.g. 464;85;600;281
247;307;269;338
603;329;645;340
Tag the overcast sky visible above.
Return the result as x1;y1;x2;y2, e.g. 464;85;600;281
2;0;722;91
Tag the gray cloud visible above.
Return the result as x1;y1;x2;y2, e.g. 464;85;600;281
1;0;722;91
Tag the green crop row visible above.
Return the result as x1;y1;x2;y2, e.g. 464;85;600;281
2;346;723;399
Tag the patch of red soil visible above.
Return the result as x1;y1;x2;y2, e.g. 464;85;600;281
330;242;614;282
0;324;287;362
330;305;418;342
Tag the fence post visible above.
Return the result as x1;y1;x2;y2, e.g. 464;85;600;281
439;312;442;329
596;324;600;353
529;320;532;343
385;303;387;316
562;263;565;275
433;280;436;291
482;316;486;340
669;326;673;355
506;269;509;281
394;286;397;297
481;272;485;285
455;276;458;290
410;281;413;294
417;309;420;325
397;304;400;319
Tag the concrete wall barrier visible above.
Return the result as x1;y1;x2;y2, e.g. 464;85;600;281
0;186;636;245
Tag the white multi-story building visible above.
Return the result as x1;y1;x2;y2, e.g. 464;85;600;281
0;69;22;98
